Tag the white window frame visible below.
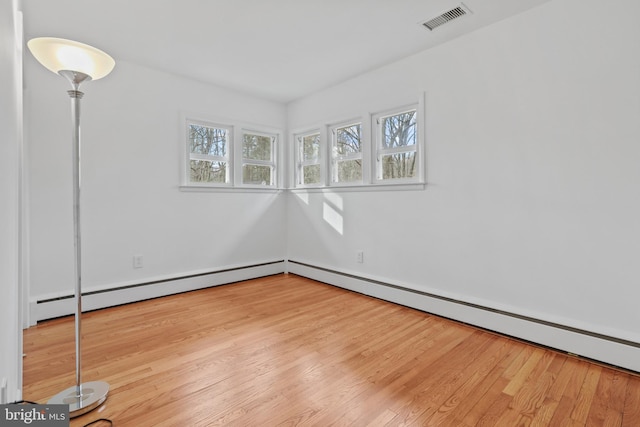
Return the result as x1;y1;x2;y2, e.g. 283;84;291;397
181;114;283;192
240;129;278;188
372;104;421;185
329;120;364;186
185;118;233;187
294;129;323;188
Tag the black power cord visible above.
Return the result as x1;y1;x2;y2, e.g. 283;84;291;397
83;419;113;426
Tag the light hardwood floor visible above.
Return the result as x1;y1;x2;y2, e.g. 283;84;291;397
23;274;640;426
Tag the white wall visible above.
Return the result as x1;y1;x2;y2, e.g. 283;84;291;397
0;0;23;403
23;0;640;372
26;58;287;308
287;0;640;364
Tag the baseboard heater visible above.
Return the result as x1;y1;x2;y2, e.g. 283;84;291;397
33;260;285;323
287;259;640;373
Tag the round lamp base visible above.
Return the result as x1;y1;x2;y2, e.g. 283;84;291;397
48;380;109;418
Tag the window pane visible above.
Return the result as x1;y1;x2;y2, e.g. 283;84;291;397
382;111;416;149
302;164;321;185
336;159;362;183
243;134;273;161
381;152;416;180
335;124;361;155
189;124;227;156
243;164;272;185
301;134;320;161
190;160;227;183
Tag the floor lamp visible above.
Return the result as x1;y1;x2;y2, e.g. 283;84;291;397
27;37;115;418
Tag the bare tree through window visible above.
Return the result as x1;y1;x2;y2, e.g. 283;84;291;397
243;132;276;185
333;123;362;183
189;124;228;183
378;110;417;180
297;132;321;185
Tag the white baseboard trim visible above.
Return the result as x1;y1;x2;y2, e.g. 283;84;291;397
32;261;285;324
0;377;6;404
0;379;20;405
287;260;640;373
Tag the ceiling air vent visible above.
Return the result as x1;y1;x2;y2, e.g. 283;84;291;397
421;3;471;31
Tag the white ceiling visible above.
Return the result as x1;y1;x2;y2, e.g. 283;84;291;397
22;0;551;103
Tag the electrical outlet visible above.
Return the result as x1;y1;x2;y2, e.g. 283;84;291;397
356;250;364;263
133;255;144;269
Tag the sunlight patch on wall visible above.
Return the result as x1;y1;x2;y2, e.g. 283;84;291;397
294;191;309;205
321;192;344;235
323;191;343;211
322;202;343;235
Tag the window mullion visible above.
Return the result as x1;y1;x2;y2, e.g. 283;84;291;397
361;115;372;184
243;159;274;167
378;145;416;156
190;153;226;162
333;152;362;162
320;126;329;187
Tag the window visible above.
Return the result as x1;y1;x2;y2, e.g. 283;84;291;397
187;121;231;185
183;117;281;190
185;99;422;192
242;131;277;186
292;100;423;190
374;107;418;182
331;122;362;184
295;131;321;186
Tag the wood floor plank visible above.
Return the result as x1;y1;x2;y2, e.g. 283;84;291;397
452;341;526;426
21;273;640;427
382;330;494;425
586;368;617;425
622;375;640;427
502;347;547;396
421;338;517;426
496;354;557;425
529;397;560;426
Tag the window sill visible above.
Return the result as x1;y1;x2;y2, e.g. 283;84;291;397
180;181;425;194
179;185;283;194
289;182;426;193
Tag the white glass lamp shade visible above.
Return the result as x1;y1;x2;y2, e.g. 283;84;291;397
27;37;115;80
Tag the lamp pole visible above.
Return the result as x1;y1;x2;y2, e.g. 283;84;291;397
28;38;114;418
